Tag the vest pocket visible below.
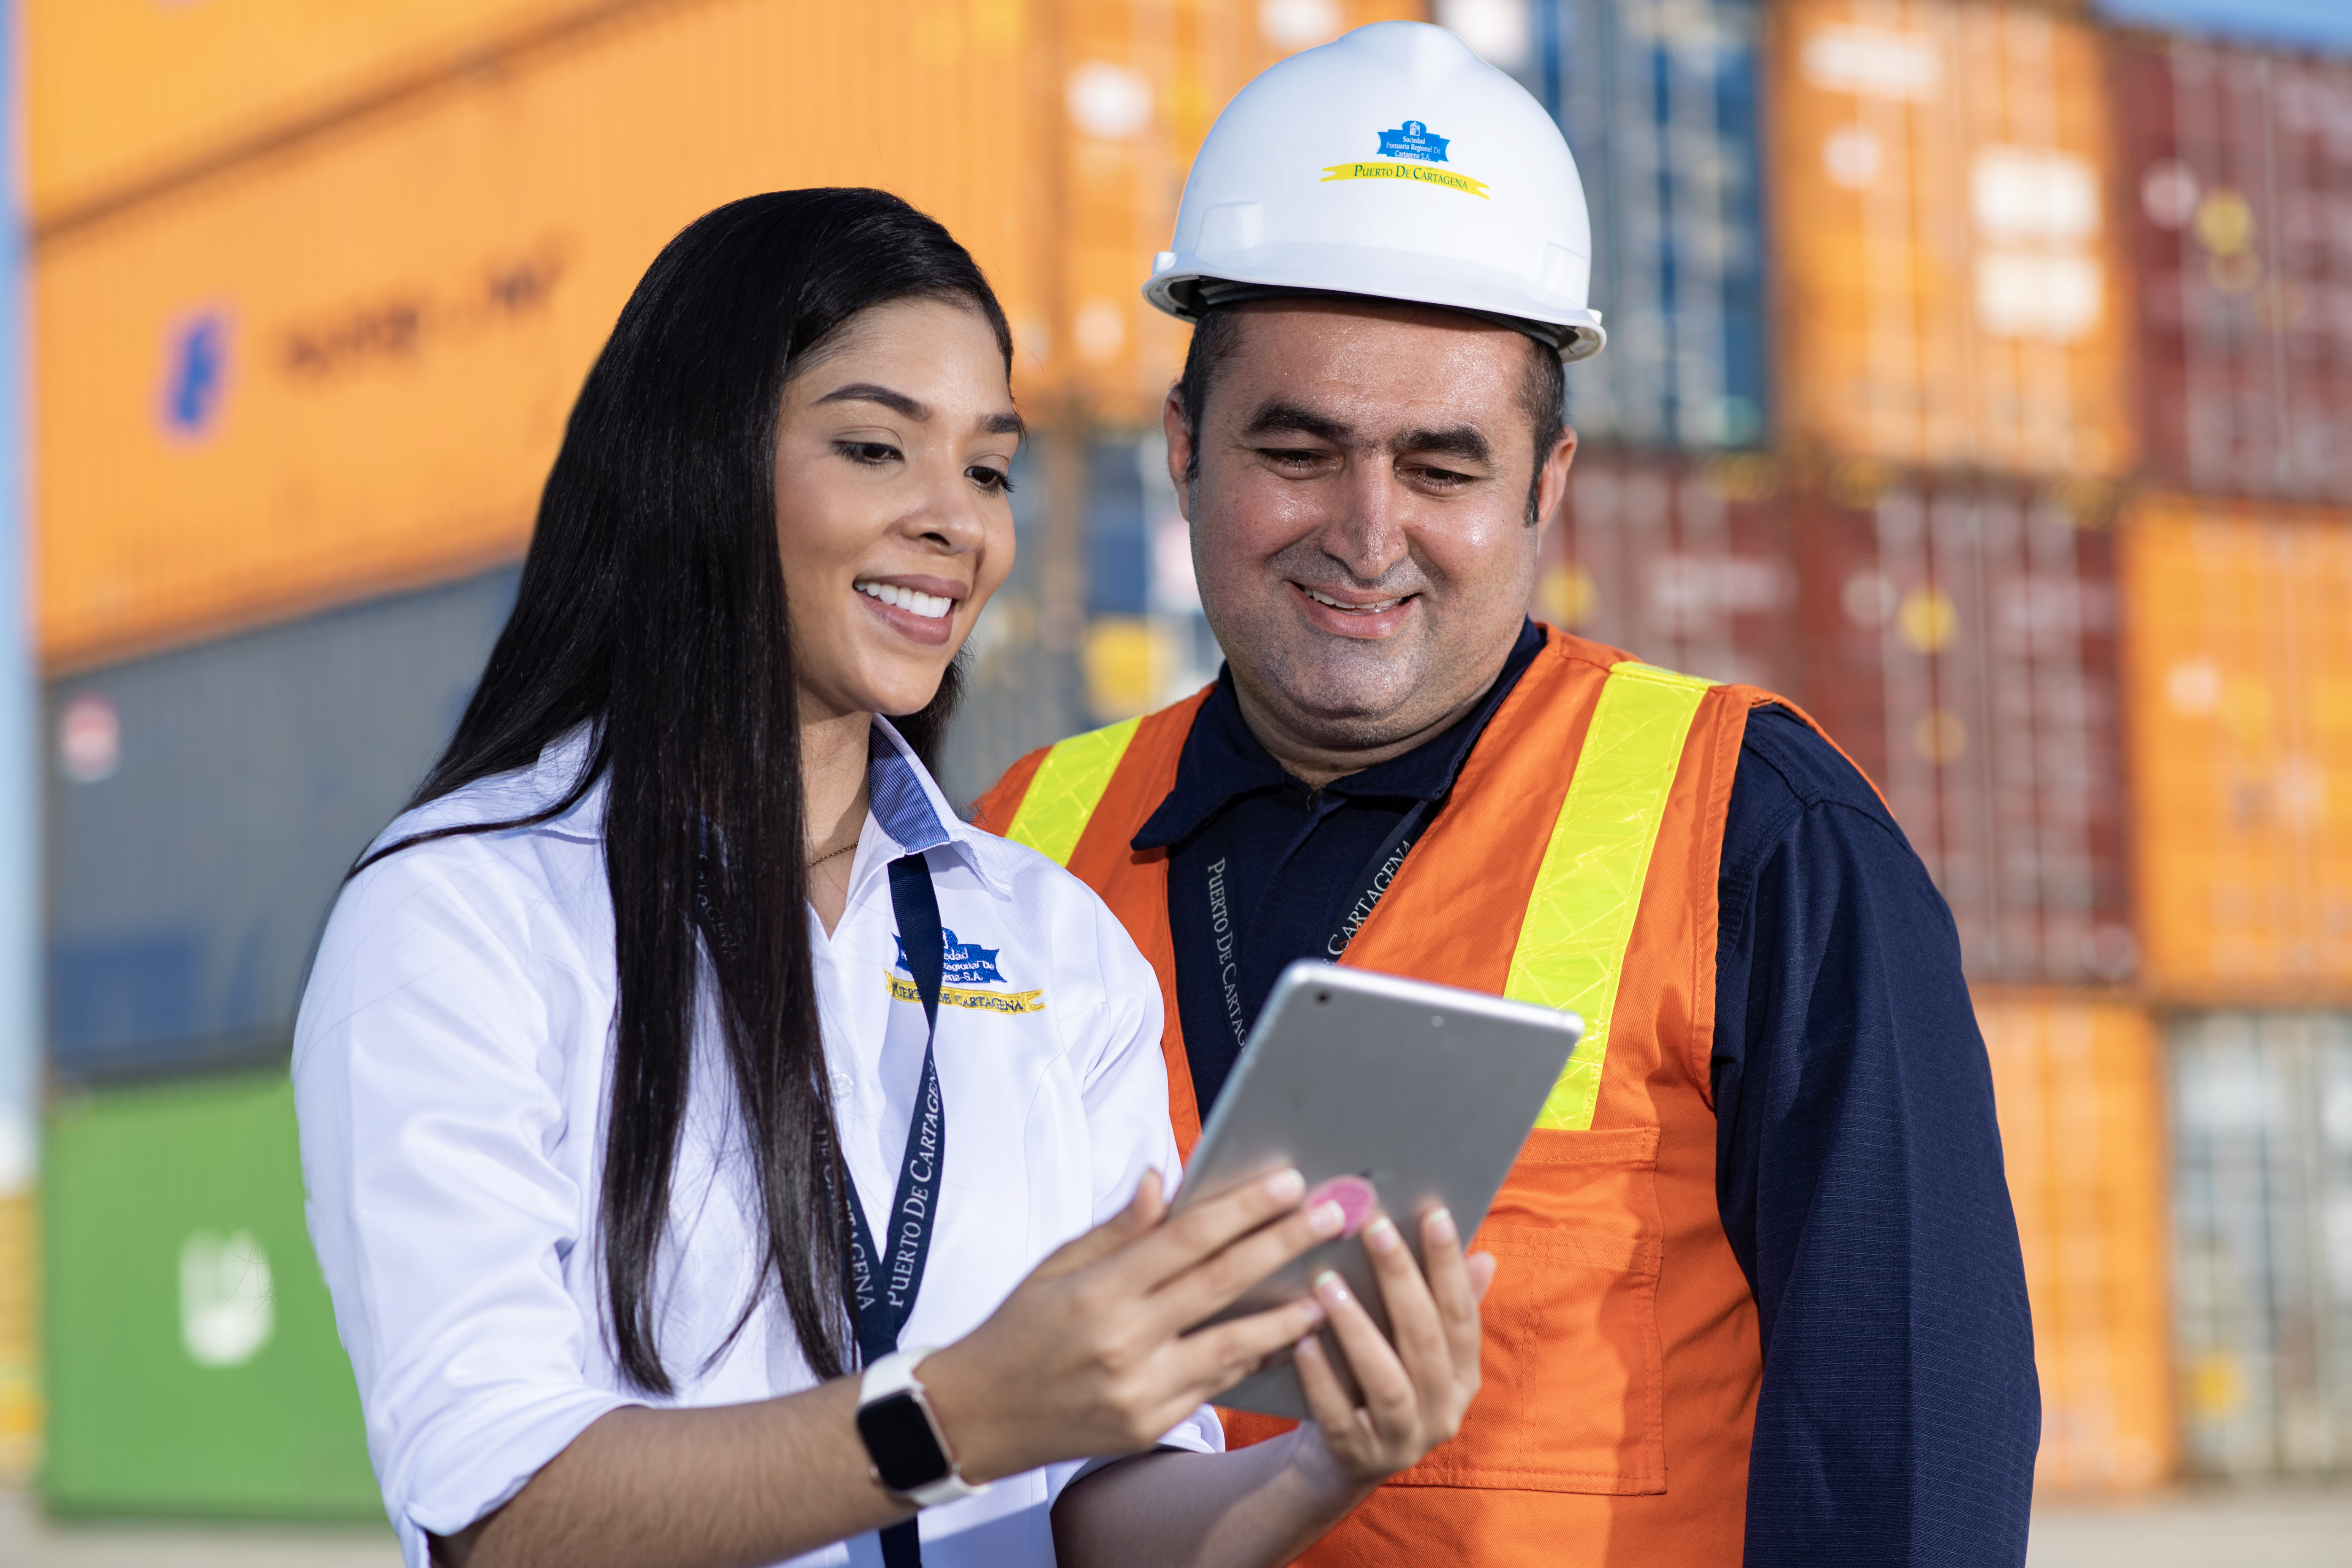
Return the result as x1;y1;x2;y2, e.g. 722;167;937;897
1396;1124;1665;1494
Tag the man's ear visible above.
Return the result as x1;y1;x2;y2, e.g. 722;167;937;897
1162;389;1195;523
1532;426;1578;530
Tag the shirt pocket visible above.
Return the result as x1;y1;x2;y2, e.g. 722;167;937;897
1394;1124;1665;1495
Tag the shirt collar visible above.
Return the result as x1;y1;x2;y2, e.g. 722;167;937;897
866;716;1008;896
1132;618;1549;851
520;719;1006;896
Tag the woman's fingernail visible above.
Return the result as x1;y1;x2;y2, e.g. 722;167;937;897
1314;1270;1351;1306
1307;1200;1346;1236
1364;1216;1401;1253
1265;1168;1305;1203
1426;1207;1458;1244
1300;1298;1327;1328
1304;1175;1378;1236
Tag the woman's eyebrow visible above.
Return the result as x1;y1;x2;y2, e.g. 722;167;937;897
815;382;928;419
815;382;1024;440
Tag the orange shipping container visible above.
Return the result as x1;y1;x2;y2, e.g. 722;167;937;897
27;0;616;228
1046;0;1419;427
2122;497;2352;999
33;0;1048;669
1768;0;2134;477
1976;990;2175;1492
0;1191;33;1482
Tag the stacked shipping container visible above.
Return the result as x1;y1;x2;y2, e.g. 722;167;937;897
45;572;519;1082
1793;471;2136;984
34;0;1054;667
2115;38;2352;503
1458;0;1771;450
42;1073;375;1514
2122;496;2352;998
27;0;619;226
2170;1010;2352;1475
1527;450;1797;690
1770;0;2135;478
1979;993;2176;1490
2104;15;2352;1485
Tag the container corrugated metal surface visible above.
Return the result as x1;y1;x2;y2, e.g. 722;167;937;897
1977;991;2175;1492
1769;0;2135;477
1048;0;1420;426
2121;496;2352;1000
1528;451;1797;689
43;1073;375;1515
1793;471;2134;983
27;0;607;226
33;0;1045;668
45;570;517;1083
1468;0;1770;449
2170;1010;2352;1477
2116;38;2352;505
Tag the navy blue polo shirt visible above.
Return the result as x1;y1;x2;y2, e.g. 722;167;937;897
1131;621;2038;1566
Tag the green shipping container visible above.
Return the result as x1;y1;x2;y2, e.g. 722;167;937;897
42;1071;380;1517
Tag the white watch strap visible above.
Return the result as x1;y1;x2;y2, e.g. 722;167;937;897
860;1348;990;1507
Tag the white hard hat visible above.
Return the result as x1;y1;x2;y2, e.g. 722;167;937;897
1144;20;1604;361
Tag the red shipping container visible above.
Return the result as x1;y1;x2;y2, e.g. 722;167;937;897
2115;38;2352;504
1530;452;1799;692
1792;472;2134;983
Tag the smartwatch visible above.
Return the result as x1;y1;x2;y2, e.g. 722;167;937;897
856;1348;989;1507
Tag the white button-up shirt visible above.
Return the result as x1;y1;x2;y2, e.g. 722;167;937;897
293;721;1216;1568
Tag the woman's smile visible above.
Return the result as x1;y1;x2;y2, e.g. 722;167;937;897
852;572;968;646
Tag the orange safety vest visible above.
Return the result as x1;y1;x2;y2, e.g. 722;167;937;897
973;626;1831;1567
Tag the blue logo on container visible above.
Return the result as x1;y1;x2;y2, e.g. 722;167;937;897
1375;121;1450;163
896;928;1007;987
160;312;230;438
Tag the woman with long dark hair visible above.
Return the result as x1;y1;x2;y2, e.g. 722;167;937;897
294;190;1489;1568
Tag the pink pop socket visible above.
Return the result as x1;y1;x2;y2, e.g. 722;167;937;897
1306;1175;1380;1238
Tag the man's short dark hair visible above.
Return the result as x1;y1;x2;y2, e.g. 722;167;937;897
1173;302;1566;525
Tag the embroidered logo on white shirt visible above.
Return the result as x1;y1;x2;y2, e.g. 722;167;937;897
886;928;1045;1014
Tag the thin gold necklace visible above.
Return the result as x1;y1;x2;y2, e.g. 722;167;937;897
808;839;858;870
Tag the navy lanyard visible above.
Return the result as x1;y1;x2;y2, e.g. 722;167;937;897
845;854;947;1365
855;854;945;1568
1198;791;1443;1058
1320;796;1438;962
699;844;945;1568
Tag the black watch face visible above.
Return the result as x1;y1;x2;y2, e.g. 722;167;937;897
858;1390;951;1494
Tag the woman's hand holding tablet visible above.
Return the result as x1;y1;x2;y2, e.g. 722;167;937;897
917;1160;1493;1492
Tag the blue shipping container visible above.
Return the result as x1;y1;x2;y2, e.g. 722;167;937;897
45;569;518;1081
1453;0;1770;450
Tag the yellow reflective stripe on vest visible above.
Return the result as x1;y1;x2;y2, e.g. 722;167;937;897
1508;662;1714;1132
1002;717;1144;867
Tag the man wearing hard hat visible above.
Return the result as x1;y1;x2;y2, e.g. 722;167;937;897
977;22;2036;1567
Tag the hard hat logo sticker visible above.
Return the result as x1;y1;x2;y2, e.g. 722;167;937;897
1375;121;1450;164
1326;120;1485;197
1320;161;1489;199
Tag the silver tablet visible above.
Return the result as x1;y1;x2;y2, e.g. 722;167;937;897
1171;961;1582;1418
